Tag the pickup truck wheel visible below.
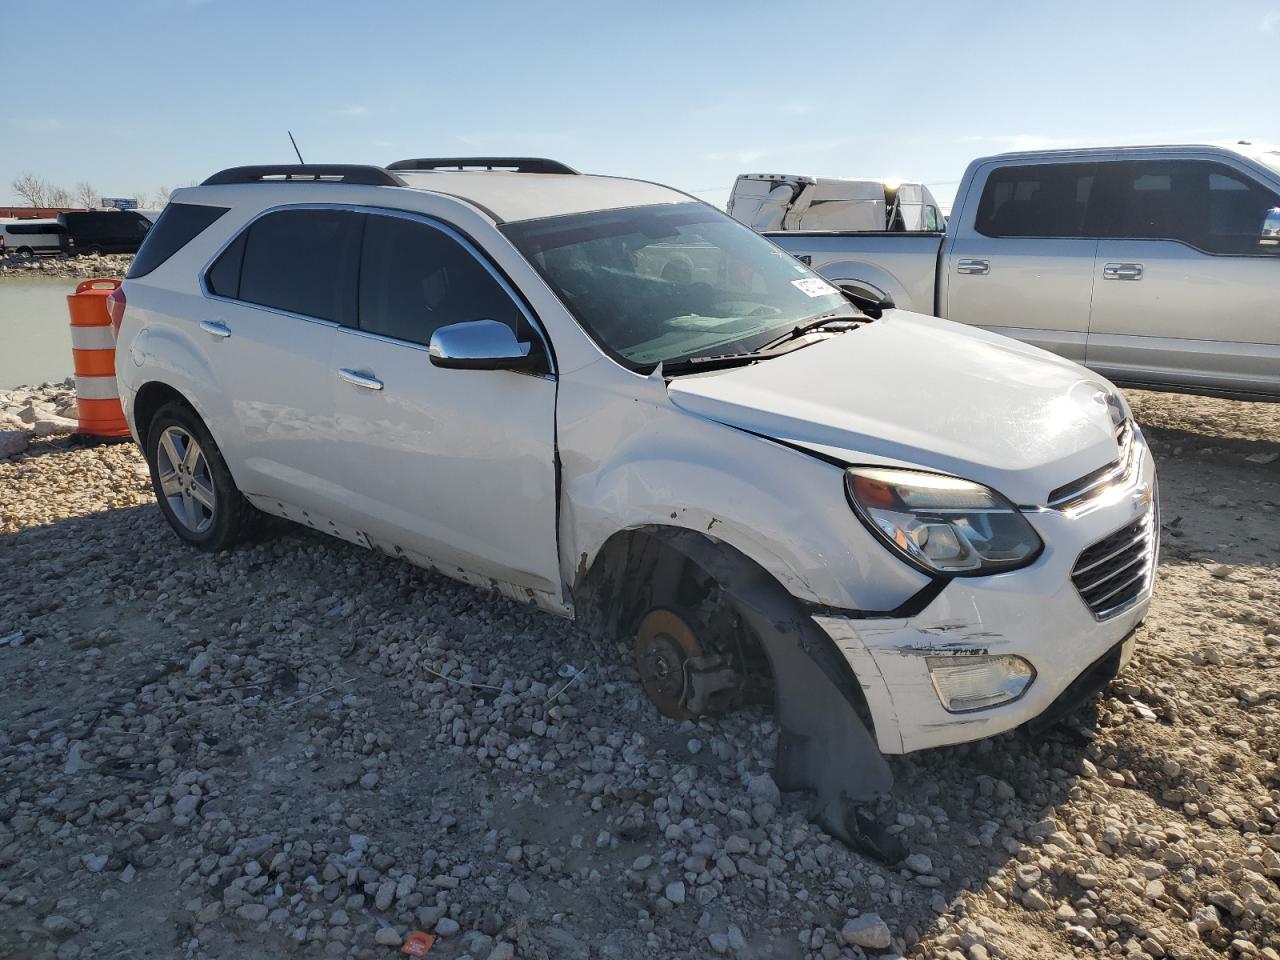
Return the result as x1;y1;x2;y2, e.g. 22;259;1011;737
145;402;254;551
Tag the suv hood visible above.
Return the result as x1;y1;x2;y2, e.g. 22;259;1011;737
665;311;1123;506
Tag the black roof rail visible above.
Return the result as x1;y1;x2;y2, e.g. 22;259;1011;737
386;157;579;175
201;164;406;187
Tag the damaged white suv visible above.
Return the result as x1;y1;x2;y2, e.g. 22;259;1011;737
114;158;1157;844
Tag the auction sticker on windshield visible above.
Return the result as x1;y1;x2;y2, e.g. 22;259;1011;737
792;277;839;298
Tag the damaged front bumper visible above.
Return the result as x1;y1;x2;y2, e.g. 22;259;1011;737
814;447;1157;755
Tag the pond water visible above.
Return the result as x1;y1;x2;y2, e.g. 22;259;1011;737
0;277;79;388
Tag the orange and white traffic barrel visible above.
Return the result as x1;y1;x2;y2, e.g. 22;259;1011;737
67;279;131;438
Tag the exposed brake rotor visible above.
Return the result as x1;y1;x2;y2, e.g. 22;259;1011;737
635;608;702;720
634;607;741;720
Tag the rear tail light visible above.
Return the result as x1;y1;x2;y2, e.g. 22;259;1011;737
106;287;126;338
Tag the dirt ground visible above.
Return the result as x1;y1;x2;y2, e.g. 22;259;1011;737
0;389;1276;960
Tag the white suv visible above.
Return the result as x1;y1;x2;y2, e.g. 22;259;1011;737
112;158;1157;844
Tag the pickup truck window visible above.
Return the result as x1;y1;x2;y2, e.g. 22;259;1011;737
502;202;855;369
1107;159;1280;256
974;163;1096;239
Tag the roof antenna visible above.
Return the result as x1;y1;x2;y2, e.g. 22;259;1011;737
288;130;306;164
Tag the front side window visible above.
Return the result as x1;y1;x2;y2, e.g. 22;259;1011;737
502;202;856;369
974;163;1096;238
359;215;525;346
1107;159;1280;255
237;209;362;323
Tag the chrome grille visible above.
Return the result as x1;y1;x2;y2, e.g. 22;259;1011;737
1071;509;1156;619
1048;421;1135;510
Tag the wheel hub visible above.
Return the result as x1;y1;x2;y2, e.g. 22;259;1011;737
634;608;704;720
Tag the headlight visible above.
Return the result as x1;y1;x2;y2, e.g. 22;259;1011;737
845;467;1043;575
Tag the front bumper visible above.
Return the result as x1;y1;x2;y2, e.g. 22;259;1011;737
815;432;1157;754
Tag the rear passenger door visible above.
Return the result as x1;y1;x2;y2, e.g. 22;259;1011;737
1087;158;1280;396
201;207;361;521
330;211;561;596
943;161;1106;362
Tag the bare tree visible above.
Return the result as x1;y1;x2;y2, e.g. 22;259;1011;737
47;185;74;207
75;181;98;209
12;172;49;208
155;185;172;206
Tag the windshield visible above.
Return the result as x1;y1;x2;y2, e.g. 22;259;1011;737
501;202;856;369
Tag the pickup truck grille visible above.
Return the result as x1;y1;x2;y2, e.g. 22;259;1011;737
1071;509;1156;620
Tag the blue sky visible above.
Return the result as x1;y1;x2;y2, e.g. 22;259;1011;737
3;0;1279;210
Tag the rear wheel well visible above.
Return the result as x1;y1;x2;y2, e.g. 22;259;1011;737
133;382;192;444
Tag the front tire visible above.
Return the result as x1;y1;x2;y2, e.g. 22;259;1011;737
145;401;253;551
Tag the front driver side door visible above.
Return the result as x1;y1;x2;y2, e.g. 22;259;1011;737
944;160;1106;363
330;210;562;598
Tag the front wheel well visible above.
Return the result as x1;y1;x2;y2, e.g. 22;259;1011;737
574;525;873;724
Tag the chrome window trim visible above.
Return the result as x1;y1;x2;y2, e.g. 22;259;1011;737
197;202;557;376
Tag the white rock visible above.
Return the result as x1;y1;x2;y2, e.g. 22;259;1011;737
0;429;29;458
840;913;891;950
33;416;78;437
81;853;108;873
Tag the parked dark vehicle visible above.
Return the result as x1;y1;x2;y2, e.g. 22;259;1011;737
57;210;153;254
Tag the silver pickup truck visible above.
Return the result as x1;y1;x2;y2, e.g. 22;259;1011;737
766;144;1280;400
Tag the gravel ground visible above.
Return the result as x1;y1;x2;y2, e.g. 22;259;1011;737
0;254;131;280
0;388;1276;960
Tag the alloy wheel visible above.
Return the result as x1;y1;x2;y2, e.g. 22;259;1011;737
156;425;216;533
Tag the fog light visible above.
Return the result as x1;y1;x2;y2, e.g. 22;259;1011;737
926;655;1035;713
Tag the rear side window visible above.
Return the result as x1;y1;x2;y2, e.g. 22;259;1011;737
7;222;62;235
358;214;525;345
1106;159;1280;255
206;231;246;298
974;163;1096;238
127;203;228;279
236;209;363;323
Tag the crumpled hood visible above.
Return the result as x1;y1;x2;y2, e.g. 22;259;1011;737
666;311;1124;506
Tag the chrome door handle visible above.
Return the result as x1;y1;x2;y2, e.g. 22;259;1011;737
199;320;231;339
956;259;990;275
337;368;383;391
1103;262;1143;280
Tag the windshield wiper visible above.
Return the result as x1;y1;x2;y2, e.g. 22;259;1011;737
660;351;771;376
757;312;861;351
661;330;845;376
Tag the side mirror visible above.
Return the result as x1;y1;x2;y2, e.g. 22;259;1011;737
428;319;543;372
1261;207;1280;247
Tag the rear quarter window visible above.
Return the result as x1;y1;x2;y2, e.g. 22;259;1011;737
126;203;229;279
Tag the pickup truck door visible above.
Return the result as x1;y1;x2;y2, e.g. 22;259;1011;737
941;160;1105;363
1086;158;1280;397
329;210;563;599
